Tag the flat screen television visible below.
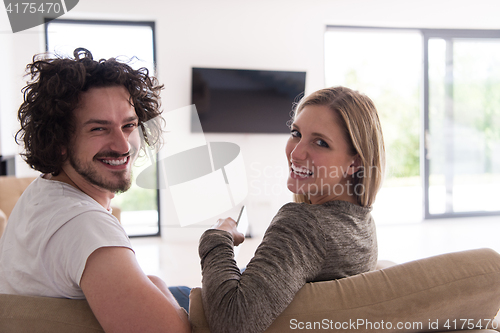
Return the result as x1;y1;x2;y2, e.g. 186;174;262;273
191;67;306;133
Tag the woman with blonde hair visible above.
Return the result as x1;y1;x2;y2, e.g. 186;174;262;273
289;86;385;207
198;86;386;333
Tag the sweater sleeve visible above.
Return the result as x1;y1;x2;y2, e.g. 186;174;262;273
198;203;327;333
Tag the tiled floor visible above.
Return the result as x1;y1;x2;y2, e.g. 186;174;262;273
130;215;500;288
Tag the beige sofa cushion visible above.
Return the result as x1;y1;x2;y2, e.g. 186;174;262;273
0;176;37;219
0;209;6;239
0;248;499;333
189;248;500;333
0;294;104;332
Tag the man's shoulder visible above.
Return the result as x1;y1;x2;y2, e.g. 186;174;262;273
28;176;103;209
13;176;112;227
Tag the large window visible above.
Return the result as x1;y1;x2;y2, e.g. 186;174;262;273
424;30;500;218
325;27;422;224
45;19;160;236
325;26;500;221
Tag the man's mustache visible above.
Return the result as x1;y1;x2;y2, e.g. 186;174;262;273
94;147;138;159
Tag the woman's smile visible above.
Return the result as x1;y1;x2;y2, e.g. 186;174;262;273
286;105;359;205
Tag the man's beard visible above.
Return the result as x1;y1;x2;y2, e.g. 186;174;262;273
68;150;134;193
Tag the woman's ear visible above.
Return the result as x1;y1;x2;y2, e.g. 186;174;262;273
346;155;362;176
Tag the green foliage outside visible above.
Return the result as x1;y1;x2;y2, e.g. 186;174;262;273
453;50;500;174
111;155;158;212
325;31;500;213
113;184;157;211
376;89;421;180
344;69;421;182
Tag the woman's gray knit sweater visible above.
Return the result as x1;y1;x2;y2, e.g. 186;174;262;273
199;200;377;333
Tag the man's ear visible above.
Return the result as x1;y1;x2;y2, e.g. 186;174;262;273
61;146;67;156
346;155;362;176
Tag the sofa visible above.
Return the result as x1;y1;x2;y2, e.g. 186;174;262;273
0;176;37;238
1;177;500;332
0;248;499;332
189;248;500;333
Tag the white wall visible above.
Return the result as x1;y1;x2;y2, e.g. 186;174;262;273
0;9;44;175
1;0;499;236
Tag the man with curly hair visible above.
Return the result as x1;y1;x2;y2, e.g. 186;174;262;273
0;48;190;333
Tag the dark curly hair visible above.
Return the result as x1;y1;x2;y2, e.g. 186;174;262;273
15;48;164;175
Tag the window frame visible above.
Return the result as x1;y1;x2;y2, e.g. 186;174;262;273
44;18;161;237
326;25;500;220
421;28;500;219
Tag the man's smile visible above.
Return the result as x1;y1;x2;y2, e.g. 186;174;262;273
98;156;129;167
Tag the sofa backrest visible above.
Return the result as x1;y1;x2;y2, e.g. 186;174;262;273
189;248;500;333
0;249;499;332
0;293;104;333
0;176;37;219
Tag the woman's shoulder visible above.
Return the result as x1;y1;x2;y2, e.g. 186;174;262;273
275;202;313;219
275;200;373;227
321;200;372;216
278;200;371;214
265;203;328;248
271;202;322;230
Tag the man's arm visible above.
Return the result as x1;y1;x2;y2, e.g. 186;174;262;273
80;247;191;333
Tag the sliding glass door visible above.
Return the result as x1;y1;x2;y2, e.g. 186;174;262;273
326;26;500;221
424;30;500;218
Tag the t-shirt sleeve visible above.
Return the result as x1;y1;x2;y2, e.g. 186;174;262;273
198;203;327;333
44;210;132;298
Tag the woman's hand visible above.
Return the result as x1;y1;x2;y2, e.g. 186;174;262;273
212;217;245;246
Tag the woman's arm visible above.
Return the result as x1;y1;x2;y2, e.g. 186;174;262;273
199;204;327;333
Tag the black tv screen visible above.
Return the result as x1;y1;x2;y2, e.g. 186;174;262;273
191;67;306;133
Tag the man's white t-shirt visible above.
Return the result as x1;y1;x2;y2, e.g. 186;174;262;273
0;176;132;299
